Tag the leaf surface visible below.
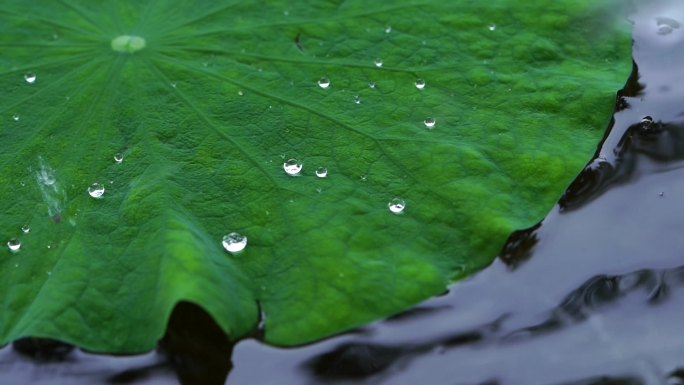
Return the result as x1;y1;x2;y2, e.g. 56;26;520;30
0;0;630;351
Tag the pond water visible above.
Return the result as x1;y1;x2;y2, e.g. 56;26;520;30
2;1;683;384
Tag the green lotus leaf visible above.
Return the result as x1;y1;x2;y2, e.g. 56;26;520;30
0;0;630;352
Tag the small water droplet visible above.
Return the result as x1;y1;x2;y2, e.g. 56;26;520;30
659;191;665;197
222;232;247;253
283;159;303;175
170;82;177;88
317;77;330;89
114;153;124;163
21;225;30;234
87;182;105;198
368;81;376;89
353;95;361;104
641;116;654;131
415;79;426;89
7;238;21;252
238;90;244;96
374;58;384;67
656;17;680;36
388;198;406;214
315;167;328;178
24;72;36;84
283;10;290;16
385;25;392;33
360;175;367;181
488;23;496;31
12;114;19;121
424;117;436;129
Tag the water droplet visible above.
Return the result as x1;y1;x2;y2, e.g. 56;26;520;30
87;182;105;198
368;81;376;89
415;79;426;89
388;198;406;214
238;90;244;96
114;153;124;163
656;17;680;35
317;77;330;89
488;23;496;31
283;10;290;16
170;82;177;88
222;232;247;253
7;238;21;252
385;25;392;33
21;225;30;234
641;116;654;131
353;95;361;104
12;114;19;121
283;159;303;175
374;58;384;67
315;167;328;178
24;72;36;84
424;117;436;129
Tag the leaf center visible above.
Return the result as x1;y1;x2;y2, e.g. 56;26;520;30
110;35;146;53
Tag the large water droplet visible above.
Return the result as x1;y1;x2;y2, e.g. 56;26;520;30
388;198;406;214
114;153;124;163
374;58;384;67
88;182;105;198
222;232;247;253
12;114;19;122
415;79;426;89
488;23;496;31
315;167;328;178
424;117;436;129
7;238;21;252
24;73;36;84
317;77;330;89
283;159;303;175
21;225;30;234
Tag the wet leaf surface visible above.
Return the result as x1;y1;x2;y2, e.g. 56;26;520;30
0;0;629;352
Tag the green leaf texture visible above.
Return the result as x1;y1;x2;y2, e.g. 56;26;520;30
0;0;630;352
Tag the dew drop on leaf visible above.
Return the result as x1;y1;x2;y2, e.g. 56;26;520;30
87;183;105;198
424;117;436;129
24;72;36;84
388;198;406;214
353;95;361;104
374;58;383;67
488;23;496;31
114;153;124;163
7;238;21;252
222;232;247;253
368;81;376;89
283;159;303;175
317;77;330;89
21;225;30;234
385;25;392;33
12;114;19;121
315;167;328;178
415;79;426;89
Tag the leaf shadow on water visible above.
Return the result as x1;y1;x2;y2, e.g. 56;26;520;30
3;1;684;384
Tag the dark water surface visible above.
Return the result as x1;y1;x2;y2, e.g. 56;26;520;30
3;1;684;384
